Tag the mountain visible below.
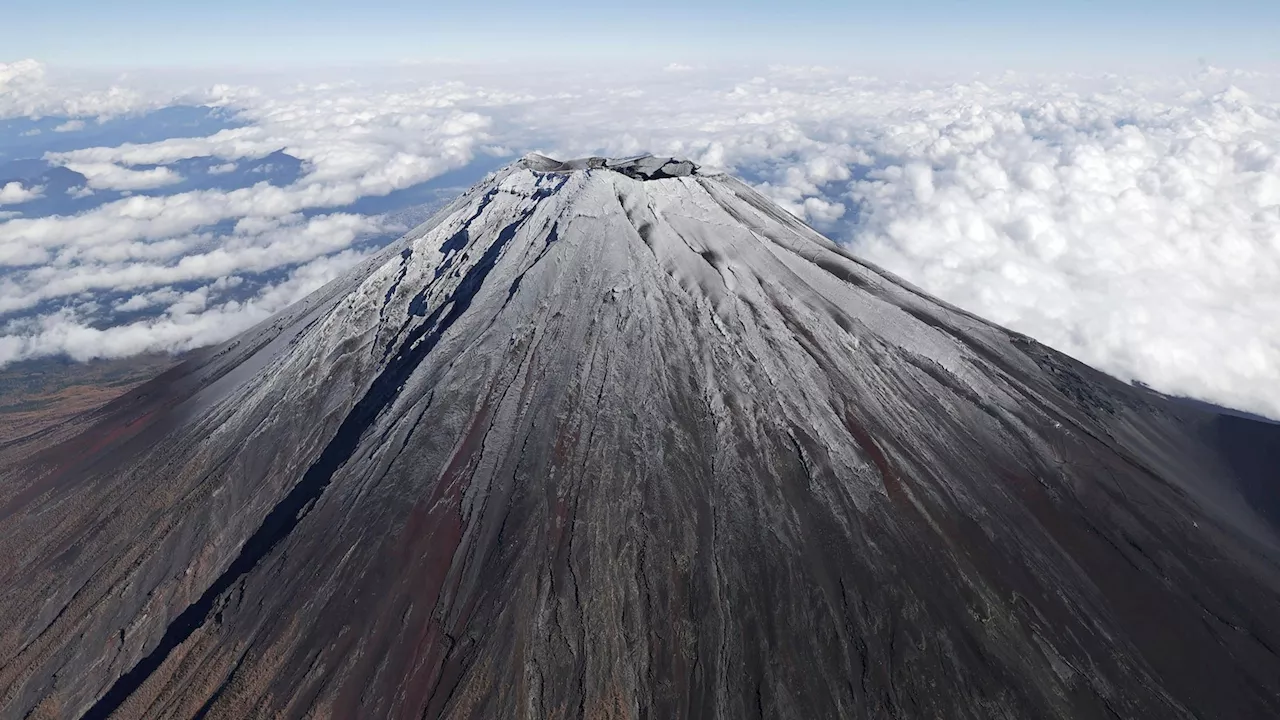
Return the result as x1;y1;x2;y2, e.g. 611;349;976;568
1;154;1278;720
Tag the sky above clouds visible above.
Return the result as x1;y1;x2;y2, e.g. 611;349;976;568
0;0;1278;420
3;1;1280;70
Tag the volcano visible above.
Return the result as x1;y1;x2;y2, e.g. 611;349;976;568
1;155;1279;720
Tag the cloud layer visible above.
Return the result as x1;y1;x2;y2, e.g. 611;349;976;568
0;60;1277;419
0;59;159;119
844;86;1280;419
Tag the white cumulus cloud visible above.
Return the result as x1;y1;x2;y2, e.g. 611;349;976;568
0;182;43;205
0;59;160;119
53;119;86;133
64;163;184;191
842;87;1280;419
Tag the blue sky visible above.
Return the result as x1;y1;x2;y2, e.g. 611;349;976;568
5;0;1280;70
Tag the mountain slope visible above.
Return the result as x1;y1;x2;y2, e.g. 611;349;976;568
1;154;1278;720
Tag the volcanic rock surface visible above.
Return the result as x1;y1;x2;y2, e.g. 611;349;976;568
1;155;1279;719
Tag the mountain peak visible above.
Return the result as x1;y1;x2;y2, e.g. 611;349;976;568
519;152;701;180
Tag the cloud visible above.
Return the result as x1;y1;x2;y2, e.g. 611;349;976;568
0;212;382;314
1;62;1278;420
833;86;1280;418
53;119;86;132
0;59;159;119
0;182;43;205
0;246;372;364
63;162;183;190
0;59;43;90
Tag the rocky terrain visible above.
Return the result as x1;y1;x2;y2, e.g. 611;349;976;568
1;154;1278;719
0;355;176;466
